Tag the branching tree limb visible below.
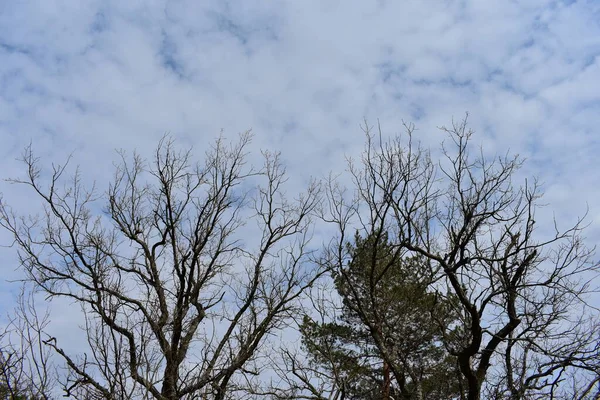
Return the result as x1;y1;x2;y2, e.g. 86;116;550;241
0;133;324;400
1;289;56;400
310;117;600;400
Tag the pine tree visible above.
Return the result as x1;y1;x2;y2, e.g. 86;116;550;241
301;230;462;400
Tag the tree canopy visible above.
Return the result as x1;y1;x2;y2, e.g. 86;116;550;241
1;119;599;400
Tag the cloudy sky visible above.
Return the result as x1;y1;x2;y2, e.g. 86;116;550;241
1;0;599;368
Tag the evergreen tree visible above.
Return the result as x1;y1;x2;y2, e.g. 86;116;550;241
301;230;462;400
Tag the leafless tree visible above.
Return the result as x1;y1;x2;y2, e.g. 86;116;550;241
1;289;56;399
309;117;600;400
258;282;352;400
0;133;323;400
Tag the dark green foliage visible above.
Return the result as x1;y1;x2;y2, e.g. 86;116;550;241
301;230;462;399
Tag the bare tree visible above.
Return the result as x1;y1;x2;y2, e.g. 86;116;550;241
1;289;56;400
260;343;347;400
0;133;323;400
259;281;356;400
312;117;600;400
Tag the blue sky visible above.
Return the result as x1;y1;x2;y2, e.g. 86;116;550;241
1;0;600;373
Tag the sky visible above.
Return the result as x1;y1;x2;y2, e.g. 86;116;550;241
1;0;600;390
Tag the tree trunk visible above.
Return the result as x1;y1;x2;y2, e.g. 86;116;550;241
382;360;390;400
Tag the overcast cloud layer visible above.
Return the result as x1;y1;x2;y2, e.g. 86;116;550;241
1;0;599;335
